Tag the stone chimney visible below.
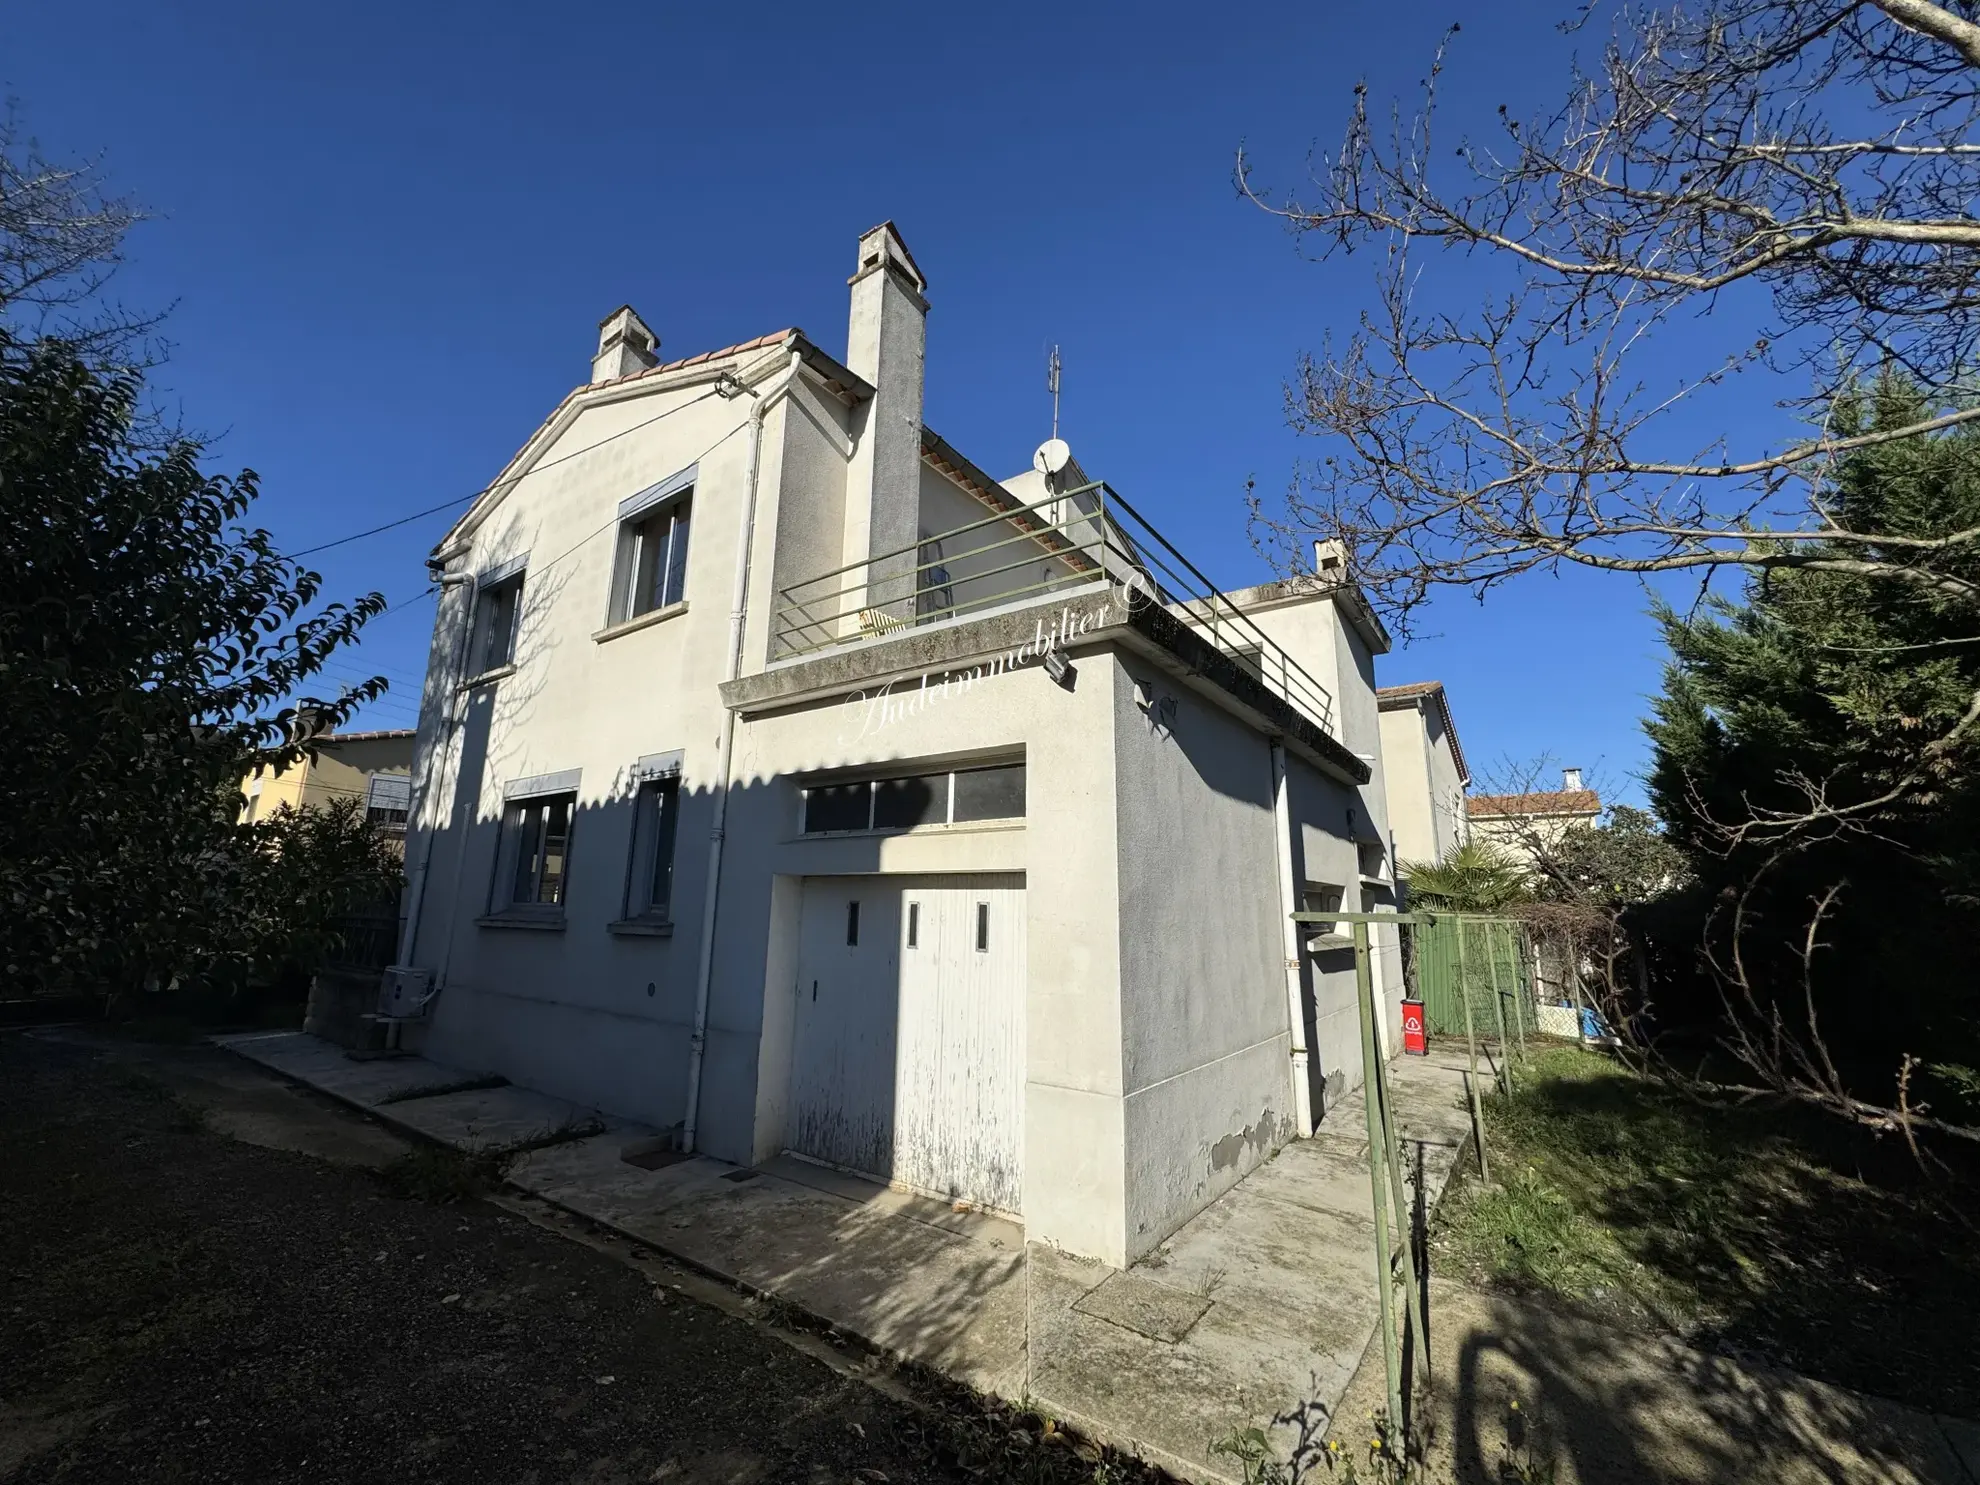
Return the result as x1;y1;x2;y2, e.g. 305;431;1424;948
1562;767;1583;792
593;305;659;384
843;223;928;622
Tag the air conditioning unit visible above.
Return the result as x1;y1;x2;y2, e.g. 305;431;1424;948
377;965;434;1019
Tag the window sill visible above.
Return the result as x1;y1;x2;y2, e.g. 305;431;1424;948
607;917;675;938
594;601;688;645
476;913;567;932
460;663;517;691
1306;933;1354;952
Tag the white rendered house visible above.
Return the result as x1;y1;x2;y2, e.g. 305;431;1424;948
395;223;1404;1267
1376;681;1471;867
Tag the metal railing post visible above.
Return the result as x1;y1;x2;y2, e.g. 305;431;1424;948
1352;919;1405;1449
1488;932;1513;1094
1362;922;1432;1403
1510;930;1530;1064
1457;918;1489;1181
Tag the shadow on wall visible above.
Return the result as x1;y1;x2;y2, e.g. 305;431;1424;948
410;748;1031;1200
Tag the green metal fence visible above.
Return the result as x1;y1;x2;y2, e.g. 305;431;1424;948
1414;914;1533;1039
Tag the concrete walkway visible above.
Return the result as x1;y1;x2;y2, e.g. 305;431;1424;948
215;1030;1474;1482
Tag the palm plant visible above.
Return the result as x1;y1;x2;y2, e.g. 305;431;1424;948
1401;840;1532;913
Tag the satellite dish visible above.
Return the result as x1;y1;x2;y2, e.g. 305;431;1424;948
1033;438;1072;476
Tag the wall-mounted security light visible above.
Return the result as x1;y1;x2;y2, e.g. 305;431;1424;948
713;370;750;400
1044;649;1075;690
1134;677;1155;712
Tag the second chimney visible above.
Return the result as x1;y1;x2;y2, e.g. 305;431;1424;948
593;305;659;384
1562;767;1584;792
844;222;929;621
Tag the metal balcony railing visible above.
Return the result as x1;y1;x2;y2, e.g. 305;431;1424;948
768;480;1338;739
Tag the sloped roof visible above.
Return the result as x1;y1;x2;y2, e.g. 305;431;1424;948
435;328;873;556
1468;789;1601;819
1376;680;1469;786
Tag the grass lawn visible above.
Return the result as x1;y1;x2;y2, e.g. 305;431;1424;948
1433;1042;1980;1417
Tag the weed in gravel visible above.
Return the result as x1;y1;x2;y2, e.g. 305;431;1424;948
110;1066;173;1100
375;1144;507;1203
498;1114;608;1155
894;1362;1161;1483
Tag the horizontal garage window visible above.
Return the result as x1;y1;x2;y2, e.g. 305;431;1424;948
801;762;1025;835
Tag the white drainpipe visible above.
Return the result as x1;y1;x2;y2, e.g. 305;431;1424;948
397;569;477;968
681;349;803;1153
1271;739;1315;1135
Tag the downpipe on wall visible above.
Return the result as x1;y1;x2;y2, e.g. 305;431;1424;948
682;349;803;1154
1271;739;1315;1135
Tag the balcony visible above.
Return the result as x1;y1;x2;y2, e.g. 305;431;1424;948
769;481;1340;741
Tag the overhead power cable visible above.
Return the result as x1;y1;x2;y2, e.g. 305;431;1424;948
289;385;729;560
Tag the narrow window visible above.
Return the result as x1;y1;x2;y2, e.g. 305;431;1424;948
975;901;990;952
473;572;524;674
626;775;681;919
906;901;919;948
846;900;860;947
1302;883;1346;939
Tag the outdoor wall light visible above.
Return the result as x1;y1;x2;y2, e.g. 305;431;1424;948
1044;649;1075;689
1134;677;1156;711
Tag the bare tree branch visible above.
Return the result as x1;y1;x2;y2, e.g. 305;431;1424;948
1247;0;1980;843
0;100;158;368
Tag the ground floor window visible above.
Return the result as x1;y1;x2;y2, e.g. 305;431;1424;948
800;761;1025;835
623;776;681;920
496;793;575;912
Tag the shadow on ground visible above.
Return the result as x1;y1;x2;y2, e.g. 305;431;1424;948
1439;1046;1980;1419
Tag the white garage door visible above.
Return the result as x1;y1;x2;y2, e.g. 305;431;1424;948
788;873;1026;1215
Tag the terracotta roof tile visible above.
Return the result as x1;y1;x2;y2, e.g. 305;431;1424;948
1468;789;1602;818
1377;681;1443;701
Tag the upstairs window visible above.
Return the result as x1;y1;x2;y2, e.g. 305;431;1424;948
610;467;696;625
472;564;525;675
627;495;692;617
364;773;411;835
800;762;1026;835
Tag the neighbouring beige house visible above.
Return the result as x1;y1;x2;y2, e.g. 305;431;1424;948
240;728;416;837
385;221;1413;1269
1466;767;1601;863
1375;681;1469;866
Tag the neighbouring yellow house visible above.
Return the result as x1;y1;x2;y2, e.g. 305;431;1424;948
239;728;417;836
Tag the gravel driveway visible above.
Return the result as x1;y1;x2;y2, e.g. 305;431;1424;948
0;1032;1125;1485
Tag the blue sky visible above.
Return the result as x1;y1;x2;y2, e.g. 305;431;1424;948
8;1;1768;804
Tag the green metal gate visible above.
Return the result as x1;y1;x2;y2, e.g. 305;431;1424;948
1413;915;1533;1038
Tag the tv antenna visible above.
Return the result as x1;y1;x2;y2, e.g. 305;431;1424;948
1045;343;1062;440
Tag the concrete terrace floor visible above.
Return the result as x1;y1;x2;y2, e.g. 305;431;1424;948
216;1030;1474;1482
